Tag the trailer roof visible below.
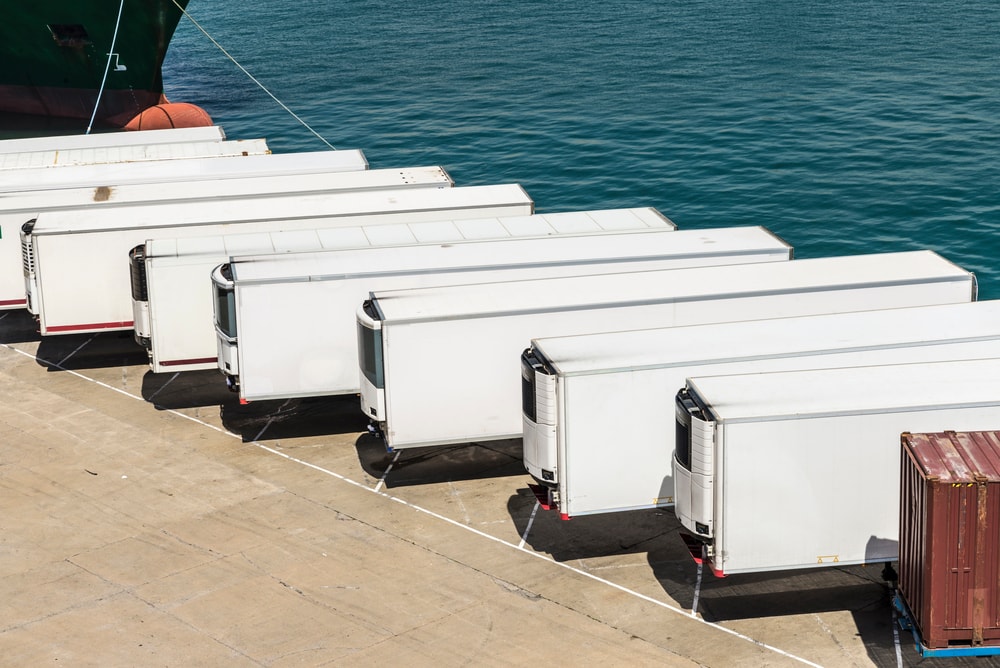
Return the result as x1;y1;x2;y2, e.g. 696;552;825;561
146;208;677;261
532;300;1000;375
0;149;368;193
370;250;973;323
0;126;226;154
217;225;784;284
0;166;450;215
27;183;533;235
686;357;1000;423
0;139;269;171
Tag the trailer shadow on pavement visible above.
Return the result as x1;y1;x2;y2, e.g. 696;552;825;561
0;309;39;344
220;394;369;441
512;502;682;561
141;368;232;408
688;564;890;622
36;329;147;370
509;500;705;600
507;499;952;668
356;437;525;487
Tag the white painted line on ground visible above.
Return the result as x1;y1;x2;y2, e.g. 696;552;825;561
374;450;400;493
518;500;540;550
3;341;823;667
692;543;704;618
5;345;235;436
891;596;903;668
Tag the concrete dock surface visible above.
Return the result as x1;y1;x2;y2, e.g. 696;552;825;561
1;309;995;667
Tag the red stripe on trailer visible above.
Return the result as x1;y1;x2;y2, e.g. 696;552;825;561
160;357;217;367
0;298;26;306
44;320;133;333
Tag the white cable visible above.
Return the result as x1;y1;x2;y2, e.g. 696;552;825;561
171;0;337;150
87;0;126;134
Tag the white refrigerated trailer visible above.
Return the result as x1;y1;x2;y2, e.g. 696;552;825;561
674;357;1000;576
0;126;226;153
358;250;976;451
23;184;533;335
0;138;270;170
144;207;681;373
522;299;1000;519
0;149;368;194
0;165;450;309
214;223;787;399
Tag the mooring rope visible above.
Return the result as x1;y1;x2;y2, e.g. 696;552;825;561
170;0;337;150
86;0;126;134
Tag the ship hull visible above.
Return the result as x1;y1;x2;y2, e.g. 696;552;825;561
0;0;190;126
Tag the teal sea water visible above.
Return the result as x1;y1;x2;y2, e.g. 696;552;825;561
12;2;1000;297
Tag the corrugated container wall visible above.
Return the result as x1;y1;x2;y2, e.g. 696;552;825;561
899;430;1000;649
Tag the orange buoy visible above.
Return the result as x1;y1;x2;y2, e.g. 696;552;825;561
124;102;214;131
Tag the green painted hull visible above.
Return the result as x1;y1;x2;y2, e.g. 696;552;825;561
0;0;191;126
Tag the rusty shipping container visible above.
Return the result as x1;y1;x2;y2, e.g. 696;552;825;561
899;430;1000;649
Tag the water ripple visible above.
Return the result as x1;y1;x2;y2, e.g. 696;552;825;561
160;0;1000;297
